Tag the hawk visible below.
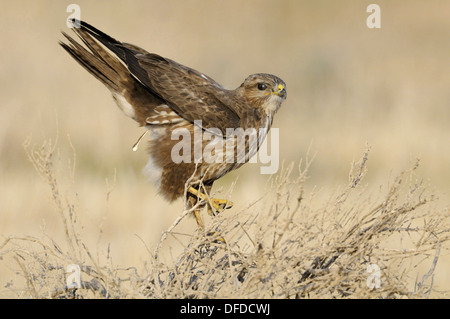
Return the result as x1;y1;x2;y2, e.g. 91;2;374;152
60;20;287;230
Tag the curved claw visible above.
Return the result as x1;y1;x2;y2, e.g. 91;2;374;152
210;198;233;212
188;186;233;213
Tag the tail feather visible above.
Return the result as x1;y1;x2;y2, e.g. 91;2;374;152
59;22;131;93
72;19;129;63
59;35;117;91
60;20;169;126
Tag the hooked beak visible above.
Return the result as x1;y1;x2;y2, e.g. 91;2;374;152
276;83;287;98
265;83;287;98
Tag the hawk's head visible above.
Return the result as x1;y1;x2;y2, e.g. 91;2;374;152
239;73;287;115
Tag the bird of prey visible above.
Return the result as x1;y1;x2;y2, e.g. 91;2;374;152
60;20;287;231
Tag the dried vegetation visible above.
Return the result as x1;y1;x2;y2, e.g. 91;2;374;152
1;140;449;298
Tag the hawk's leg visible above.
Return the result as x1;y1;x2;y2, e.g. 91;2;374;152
187;186;228;243
187;186;233;215
188;196;204;229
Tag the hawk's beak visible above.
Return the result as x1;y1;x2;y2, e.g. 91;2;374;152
264;83;286;98
274;83;286;98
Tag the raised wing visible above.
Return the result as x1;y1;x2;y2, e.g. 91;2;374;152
128;53;241;136
73;19;241;136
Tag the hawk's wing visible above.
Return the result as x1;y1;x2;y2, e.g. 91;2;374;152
72;19;241;135
128;53;241;136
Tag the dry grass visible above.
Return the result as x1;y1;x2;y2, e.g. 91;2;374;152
1;139;448;299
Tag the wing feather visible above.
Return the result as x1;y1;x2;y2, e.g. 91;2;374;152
71;19;241;136
131;54;241;136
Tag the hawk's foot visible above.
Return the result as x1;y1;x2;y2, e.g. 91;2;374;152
188;186;233;214
207;198;233;215
189;190;227;243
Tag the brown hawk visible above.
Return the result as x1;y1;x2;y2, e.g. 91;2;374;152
60;20;287;230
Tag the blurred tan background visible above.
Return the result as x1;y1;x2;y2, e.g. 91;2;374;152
1;0;449;294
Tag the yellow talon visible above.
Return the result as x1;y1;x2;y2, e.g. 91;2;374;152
188;186;233;213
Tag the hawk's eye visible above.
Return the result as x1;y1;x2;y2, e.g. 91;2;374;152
257;83;267;91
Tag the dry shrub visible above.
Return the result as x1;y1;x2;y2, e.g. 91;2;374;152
1;140;449;298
